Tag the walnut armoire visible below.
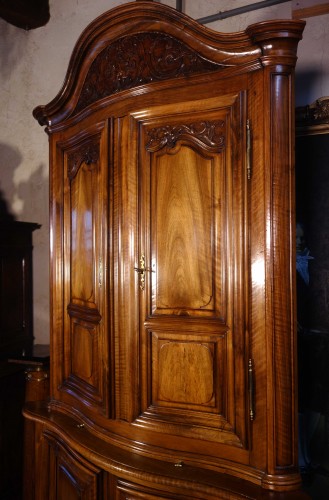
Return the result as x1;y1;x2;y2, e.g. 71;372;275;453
24;2;307;498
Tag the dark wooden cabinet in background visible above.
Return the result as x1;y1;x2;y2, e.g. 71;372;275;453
0;221;40;498
24;2;307;498
0;221;40;360
0;362;25;498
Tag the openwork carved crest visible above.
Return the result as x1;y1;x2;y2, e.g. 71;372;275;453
74;32;223;115
145;120;226;152
67;142;99;179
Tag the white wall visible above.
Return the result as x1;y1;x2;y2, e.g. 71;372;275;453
0;0;328;344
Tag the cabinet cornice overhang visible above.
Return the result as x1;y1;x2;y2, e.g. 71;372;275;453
32;2;305;130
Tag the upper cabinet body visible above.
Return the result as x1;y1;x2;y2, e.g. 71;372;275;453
24;2;307;498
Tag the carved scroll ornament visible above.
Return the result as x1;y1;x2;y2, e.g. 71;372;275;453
67;142;99;180
74;32;222;115
145;120;226;153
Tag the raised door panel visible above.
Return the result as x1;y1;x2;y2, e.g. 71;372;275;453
53;120;111;417
128;93;250;450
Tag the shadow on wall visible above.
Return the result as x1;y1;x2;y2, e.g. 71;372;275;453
0;141;49;344
0;19;29;81
15;161;48;218
0;188;15;221
0;142;22;219
295;69;323;107
0;141;47;220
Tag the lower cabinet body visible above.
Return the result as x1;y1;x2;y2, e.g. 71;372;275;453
23;403;309;500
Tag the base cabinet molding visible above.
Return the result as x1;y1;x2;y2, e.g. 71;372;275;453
25;1;308;498
24;403;310;500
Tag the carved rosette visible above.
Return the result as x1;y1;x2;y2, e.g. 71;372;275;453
145;120;226;152
67;142;99;180
74;33;223;115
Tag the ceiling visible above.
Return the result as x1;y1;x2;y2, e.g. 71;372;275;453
0;0;50;30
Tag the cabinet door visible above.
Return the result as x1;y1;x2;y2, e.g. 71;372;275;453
123;92;250;455
52;119;111;417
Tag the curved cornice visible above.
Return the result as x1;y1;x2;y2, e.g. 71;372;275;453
33;1;305;130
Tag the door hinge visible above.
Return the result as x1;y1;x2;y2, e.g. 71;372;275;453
246;119;251;180
248;358;255;421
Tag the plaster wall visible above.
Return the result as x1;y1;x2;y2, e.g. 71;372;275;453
0;0;328;344
182;0;329;105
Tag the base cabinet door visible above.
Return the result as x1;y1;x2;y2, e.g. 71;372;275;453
46;433;104;500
